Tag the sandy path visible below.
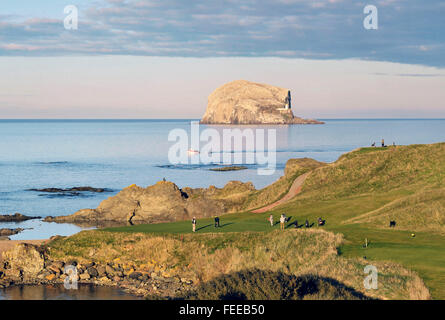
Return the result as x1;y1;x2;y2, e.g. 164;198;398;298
251;172;311;213
0;240;47;262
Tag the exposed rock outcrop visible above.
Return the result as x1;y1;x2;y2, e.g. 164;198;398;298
44;180;255;225
28;186;110;193
0;228;24;237
1;243;45;279
0;213;41;222
200;80;323;125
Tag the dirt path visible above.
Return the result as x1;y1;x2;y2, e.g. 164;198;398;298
0;240;47;262
251;172;311;213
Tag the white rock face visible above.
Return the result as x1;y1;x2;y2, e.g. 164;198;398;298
200;80;323;124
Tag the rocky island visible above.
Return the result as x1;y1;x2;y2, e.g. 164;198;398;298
200;80;323;125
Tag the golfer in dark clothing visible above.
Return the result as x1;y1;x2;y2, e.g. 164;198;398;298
214;216;220;228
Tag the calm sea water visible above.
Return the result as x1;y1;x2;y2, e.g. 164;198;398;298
0;119;444;239
0;284;141;300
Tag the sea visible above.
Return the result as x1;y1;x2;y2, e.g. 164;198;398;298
0;119;444;240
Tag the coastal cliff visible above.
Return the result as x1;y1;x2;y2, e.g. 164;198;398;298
200;80;323;125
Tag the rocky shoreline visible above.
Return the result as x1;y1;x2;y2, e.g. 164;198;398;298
0;242;193;298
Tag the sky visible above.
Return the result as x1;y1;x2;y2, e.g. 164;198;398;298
0;0;444;119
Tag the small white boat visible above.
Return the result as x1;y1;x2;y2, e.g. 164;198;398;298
187;149;200;154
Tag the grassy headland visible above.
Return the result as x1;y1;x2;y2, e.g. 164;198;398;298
47;143;445;299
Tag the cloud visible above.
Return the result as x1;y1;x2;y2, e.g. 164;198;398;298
373;72;445;77
0;0;444;66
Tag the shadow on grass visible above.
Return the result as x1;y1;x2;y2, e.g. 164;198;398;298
154;269;374;300
196;224;213;232
218;222;234;228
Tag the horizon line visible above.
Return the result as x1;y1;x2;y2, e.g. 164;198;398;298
0;118;445;121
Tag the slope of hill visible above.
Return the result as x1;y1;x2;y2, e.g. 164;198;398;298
302;143;444;200
47;229;429;300
345;188;445;233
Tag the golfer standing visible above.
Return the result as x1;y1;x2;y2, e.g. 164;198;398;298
269;214;274;227
192;217;197;232
280;214;285;230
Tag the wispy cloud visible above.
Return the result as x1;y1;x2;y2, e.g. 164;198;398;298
0;0;444;66
372;72;445;77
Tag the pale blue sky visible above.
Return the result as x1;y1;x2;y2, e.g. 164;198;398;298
0;0;444;118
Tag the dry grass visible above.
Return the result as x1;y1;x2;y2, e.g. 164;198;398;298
47;228;430;300
302;143;445;200
345;188;445;234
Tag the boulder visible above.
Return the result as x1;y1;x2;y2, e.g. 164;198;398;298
87;267;99;278
105;265;115;276
96;265;106;277
79;273;90;280
200;80;323;125
129;272;143;280
45;273;56;281
2;243;45;278
47;264;62;275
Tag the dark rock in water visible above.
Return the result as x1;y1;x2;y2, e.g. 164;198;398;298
28;186;112;193
0;213;41;222
0;228;24;236
210;166;248;172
